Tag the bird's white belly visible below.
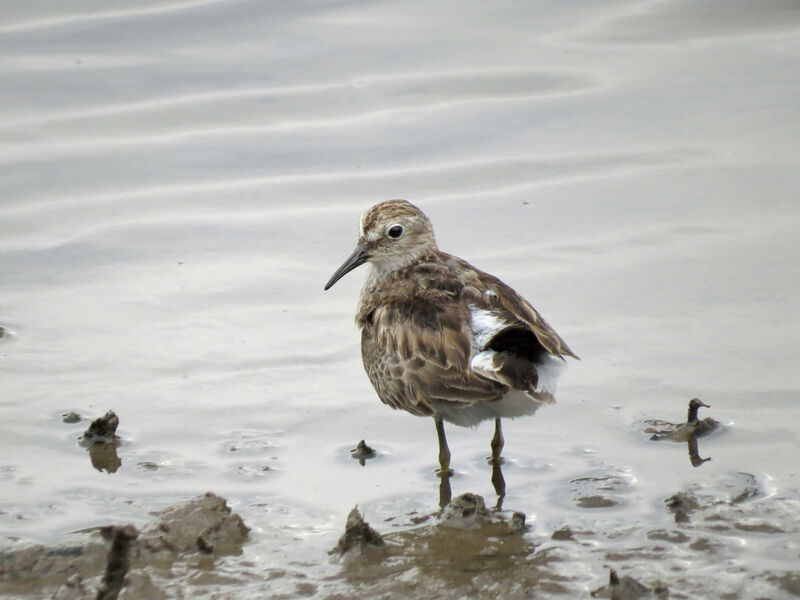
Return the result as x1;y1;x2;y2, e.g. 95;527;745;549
430;389;545;427
432;352;566;427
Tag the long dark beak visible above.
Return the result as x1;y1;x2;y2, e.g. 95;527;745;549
324;245;370;290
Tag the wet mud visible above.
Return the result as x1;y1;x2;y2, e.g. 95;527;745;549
332;507;385;558
1;460;799;599
591;569;668;600
330;493;560;600
0;493;248;599
95;525;138;600
62;412;82;424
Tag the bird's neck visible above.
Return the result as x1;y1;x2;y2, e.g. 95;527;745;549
356;249;442;326
365;246;441;282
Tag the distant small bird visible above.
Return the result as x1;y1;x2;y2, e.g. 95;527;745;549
324;200;577;474
645;398;720;442
644;398;719;468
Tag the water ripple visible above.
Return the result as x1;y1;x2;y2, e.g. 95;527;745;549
1;69;598;157
0;0;227;34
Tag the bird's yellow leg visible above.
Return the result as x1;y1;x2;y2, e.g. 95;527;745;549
434;416;453;477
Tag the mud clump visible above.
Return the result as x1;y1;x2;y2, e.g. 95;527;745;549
591;568;668;600
332;507;385;557
79;411;123;473
80;411;120;446
666;491;701;524
350;440;377;466
96;525;138;600
666;472;761;524
646;529;690;544
52;573;87;600
0;493;248;599
438;493;527;534
765;571;800;596
336;494;549;598
552;526;576;541
62;411;82;424
138;491;250;558
570;474;629;509
439;493;491;529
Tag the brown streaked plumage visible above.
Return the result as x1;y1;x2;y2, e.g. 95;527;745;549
325;199;577;488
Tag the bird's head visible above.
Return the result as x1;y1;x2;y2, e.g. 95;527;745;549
324;199;437;290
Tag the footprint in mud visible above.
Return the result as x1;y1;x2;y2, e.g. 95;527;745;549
665;472;763;524
220;430;282;455
230;463;273;480
219;430;282;478
569;473;633;509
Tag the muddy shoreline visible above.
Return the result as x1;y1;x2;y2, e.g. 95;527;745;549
2;467;798;599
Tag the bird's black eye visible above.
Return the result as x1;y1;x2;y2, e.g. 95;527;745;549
387;225;403;239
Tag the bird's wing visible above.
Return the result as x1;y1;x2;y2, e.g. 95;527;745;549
467;268;579;360
362;299;506;414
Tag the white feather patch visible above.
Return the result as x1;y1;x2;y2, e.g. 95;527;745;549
533;353;566;396
469;307;507;350
470;350;496;377
471;349;566;397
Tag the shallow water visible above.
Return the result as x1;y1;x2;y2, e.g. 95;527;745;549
1;0;799;598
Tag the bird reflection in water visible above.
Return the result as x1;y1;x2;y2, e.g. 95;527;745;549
437;462;507;511
687;432;711;467
350;435;509;510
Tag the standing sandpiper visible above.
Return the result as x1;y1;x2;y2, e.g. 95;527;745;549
324;200;577;490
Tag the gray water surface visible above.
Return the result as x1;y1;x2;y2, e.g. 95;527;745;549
1;1;799;598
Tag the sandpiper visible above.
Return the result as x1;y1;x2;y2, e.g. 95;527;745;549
324;200;577;476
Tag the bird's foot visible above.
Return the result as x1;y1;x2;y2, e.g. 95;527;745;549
436;466;454;478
